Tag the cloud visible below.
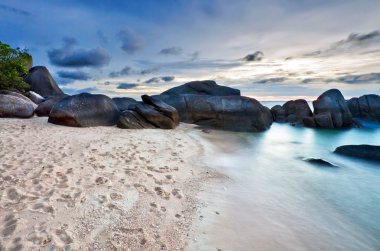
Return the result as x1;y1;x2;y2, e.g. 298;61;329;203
159;46;183;56
145;76;175;84
57;71;91;80
109;66;132;77
189;51;200;61
145;77;160;84
338;73;380;84
61;86;98;95
161;76;175;82
256;77;287;84
0;3;30;16
117;83;139;89
140;67;159;75
243;51;264;62
48;38;111;68
117;27;144;54
333;31;380;49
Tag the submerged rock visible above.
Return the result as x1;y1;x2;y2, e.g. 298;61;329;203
48;93;120;127
24;66;63;97
161;80;240;96
334;145;380;162
303;158;338;167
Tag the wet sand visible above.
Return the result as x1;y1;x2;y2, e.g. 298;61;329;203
0;117;220;250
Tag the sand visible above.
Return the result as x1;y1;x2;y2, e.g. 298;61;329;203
0;117;221;251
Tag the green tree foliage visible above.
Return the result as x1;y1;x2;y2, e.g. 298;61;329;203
0;41;31;94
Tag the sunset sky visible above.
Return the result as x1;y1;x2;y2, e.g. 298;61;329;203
1;0;380;100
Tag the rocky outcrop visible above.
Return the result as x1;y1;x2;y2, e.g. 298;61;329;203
270;105;286;123
283;99;312;123
29;91;45;104
161;80;240;96
334;145;380;162
0;92;35;118
347;94;380;122
24;66;63;97
312;89;352;128
154;94;273;132
48;93;120;127
117;95;179;129
112;97;137;112
35;95;68;117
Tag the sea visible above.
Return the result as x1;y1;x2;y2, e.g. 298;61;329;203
188;101;380;251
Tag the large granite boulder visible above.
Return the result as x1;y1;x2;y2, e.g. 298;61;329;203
161;80;240;96
347;94;380;122
35;94;68;117
313;89;352;128
24;66;63;97
112;97;137;112
141;95;179;125
314;112;334;129
29;91;45;104
334;145;380;162
270;105;286;123
283;99;312;123
48;93;120;127
154;94;273;132
134;103;178;129
117;110;156;129
0;92;35;118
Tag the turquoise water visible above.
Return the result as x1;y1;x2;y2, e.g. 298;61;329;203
190;122;380;251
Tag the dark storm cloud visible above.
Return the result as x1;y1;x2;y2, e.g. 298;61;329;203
243;51;264;62
117;27;144;54
57;71;91;80
48;38;111;68
117;83;138;89
109;66;132;77
159;46;183;56
0;3;30;16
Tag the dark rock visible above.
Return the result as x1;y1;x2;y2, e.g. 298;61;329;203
141;95;179;125
347;94;380;122
112;97;137;112
35;95;68;117
29;91;45;104
270;105;286;122
0;91;37;109
314;112;334;129
48;93;120;127
117;110;156;129
303;116;316;128
303;158;338;167
335;145;380;162
283;99;312;123
154;94;273;132
134;103;178;129
24;66;63;97
161;80;240;96
313;89;352;128
0;93;35;118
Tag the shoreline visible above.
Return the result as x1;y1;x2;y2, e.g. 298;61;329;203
0;117;224;250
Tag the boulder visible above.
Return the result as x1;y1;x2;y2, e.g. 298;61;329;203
270;105;286;122
48;93;120;127
0;91;37;109
141;95;179;124
24;66;63;97
283;99;312;123
112;97;137;112
314;112;334;129
35;95;68;117
347;95;380;122
302;116;316;128
0;93;35;118
134;103;178;129
117;110;156;129
29;91;45;104
334;145;380;162
161;80;240;96
154;94;273;132
313;89;352;128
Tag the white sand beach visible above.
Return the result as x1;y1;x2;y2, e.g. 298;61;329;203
0;118;222;250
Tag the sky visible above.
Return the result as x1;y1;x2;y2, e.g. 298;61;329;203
1;0;380;100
